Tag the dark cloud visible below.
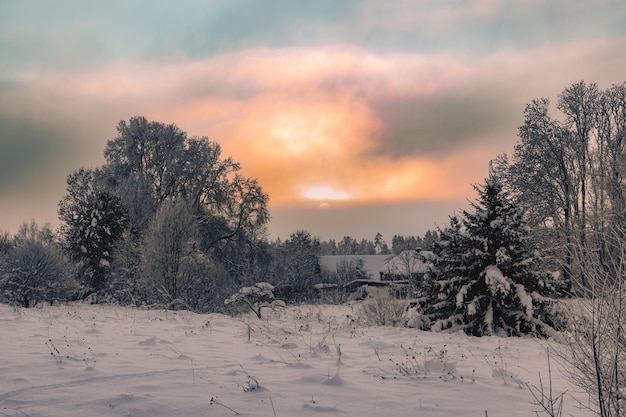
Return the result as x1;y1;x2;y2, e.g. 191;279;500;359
268;199;469;241
345;0;626;53
0;116;66;189
371;88;518;157
0;1;365;73
0;115;73;232
0;87;114;232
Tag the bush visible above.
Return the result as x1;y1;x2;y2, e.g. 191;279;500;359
225;282;285;319
358;287;406;326
0;221;78;307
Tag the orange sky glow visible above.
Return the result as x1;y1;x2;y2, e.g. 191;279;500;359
2;1;626;240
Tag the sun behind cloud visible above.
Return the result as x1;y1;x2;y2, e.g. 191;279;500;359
302;186;350;200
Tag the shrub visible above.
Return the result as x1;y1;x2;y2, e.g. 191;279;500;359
358;287;406;326
225;282;285;318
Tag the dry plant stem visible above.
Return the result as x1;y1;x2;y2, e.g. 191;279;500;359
210;396;239;415
527;349;565;417
270;397;277;417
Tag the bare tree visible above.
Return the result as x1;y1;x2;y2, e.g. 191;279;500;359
592;83;626;229
559;224;626;417
505;82;626;292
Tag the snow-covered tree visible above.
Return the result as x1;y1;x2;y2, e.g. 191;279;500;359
419;215;469;327
141;199;200;306
0;221;77;307
58;169;128;291
272;230;321;301
422;171;553;337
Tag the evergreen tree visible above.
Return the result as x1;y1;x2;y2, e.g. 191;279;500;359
273;230;321;301
58;169;128;291
420;215;469;328
422;172;552;337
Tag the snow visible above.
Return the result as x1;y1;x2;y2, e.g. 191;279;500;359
484;265;511;295
0;302;593;417
515;284;534;317
456;284;468;307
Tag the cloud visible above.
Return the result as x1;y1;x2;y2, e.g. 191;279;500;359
343;0;626;52
2;34;626;235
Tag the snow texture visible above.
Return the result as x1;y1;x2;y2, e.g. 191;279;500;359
0;302;592;417
484;265;511;295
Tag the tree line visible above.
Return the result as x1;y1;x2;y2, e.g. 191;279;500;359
317;231;439;256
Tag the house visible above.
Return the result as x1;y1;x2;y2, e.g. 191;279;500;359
318;254;393;280
318;250;434;296
380;249;434;281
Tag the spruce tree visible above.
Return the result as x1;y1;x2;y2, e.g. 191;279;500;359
423;171;552;337
59;169;128;291
419;215;470;328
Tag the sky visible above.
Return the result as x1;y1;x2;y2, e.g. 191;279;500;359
1;0;626;241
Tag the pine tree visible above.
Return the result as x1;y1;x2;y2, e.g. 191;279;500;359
422;171;553;337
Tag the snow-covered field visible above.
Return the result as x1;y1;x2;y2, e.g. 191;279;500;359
0;302;593;417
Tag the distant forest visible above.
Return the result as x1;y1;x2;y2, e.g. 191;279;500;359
315;231;439;256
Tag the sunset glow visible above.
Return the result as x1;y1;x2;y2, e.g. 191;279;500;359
1;1;625;239
302;187;351;201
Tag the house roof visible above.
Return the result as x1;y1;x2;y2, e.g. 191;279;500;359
383;250;433;275
319;251;434;280
319;255;394;280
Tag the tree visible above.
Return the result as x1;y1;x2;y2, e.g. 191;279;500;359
391;234;422;254
557;82;599;247
336;256;369;284
141;199;200;306
203;175;270;279
358;238;376;255
387;249;425;284
273;230;320;301
103;117;238;209
422;230;439;251
419;214;469;328
58;169;128;291
57;117;270;308
507;98;578;287
320;239;338;255
102;117;269;286
422;172;552;337
338;236;359;255
0;221;76;307
374;233;385;254
594;83;626;224
559;225;626;417
503;81;626;292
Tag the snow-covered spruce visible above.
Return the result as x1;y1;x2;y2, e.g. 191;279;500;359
418;171;554;337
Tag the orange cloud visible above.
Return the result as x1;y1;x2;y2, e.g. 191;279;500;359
14;39;626;214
